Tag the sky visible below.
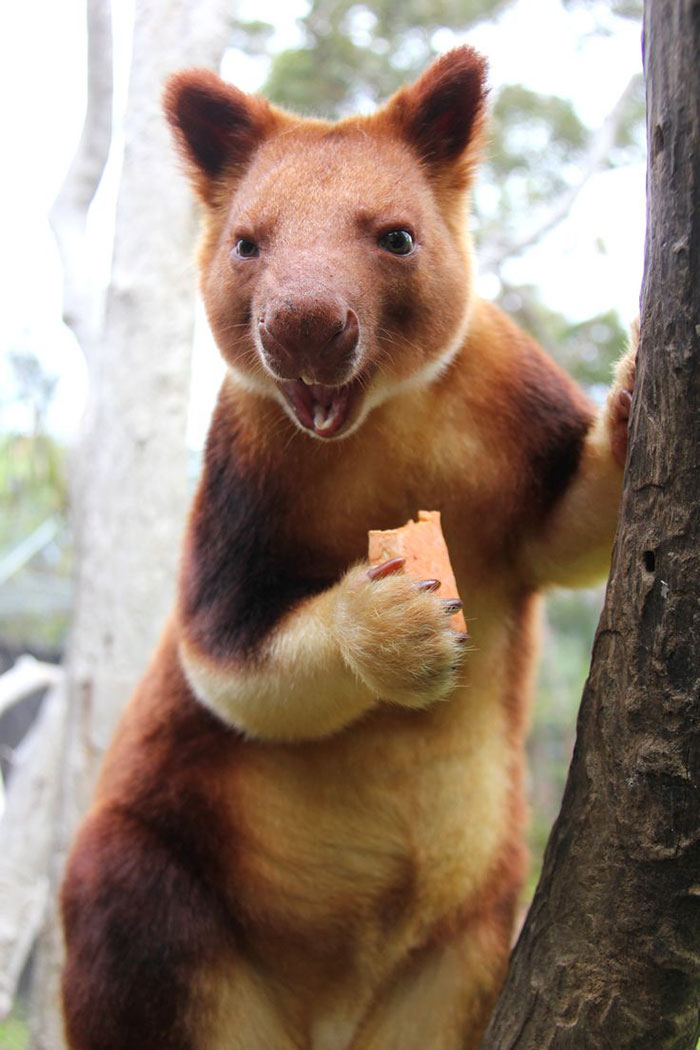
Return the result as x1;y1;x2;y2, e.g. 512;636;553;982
0;0;645;446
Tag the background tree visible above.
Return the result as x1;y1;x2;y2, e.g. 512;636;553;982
0;1;234;1045
480;0;700;1043
260;0;511;115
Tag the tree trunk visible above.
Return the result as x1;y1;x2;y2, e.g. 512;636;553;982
0;678;65;1020
29;3;233;1046
480;2;700;1047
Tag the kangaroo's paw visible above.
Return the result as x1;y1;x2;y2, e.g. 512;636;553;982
606;321;638;468
335;561;468;709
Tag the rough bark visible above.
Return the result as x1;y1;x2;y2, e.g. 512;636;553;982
480;1;700;1047
28;2;233;1046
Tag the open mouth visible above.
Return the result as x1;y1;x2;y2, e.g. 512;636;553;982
280;376;363;439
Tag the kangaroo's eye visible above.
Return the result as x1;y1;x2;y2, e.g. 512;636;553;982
233;238;259;259
378;229;415;256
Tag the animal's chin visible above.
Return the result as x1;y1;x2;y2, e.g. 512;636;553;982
278;375;366;439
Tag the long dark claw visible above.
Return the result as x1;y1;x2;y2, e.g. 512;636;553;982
367;557;406;581
415;579;441;593
441;598;463;615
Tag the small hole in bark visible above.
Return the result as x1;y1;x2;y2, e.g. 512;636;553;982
652;123;664;160
643;550;656;573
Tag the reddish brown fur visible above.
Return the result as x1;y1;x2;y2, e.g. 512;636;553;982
61;47;634;1050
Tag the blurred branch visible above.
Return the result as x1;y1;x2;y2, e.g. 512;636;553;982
49;0;113;352
0;680;66;1020
0;656;63;720
0;518;61;588
481;73;643;273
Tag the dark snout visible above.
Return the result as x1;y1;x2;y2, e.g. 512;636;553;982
258;297;360;386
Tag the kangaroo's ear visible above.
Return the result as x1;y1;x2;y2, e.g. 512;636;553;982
163;69;280;205
387;47;488;183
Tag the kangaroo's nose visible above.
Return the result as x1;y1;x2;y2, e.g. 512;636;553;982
258;299;360;385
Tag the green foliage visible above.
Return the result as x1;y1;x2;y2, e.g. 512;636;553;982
0;1007;29;1050
475;77;644;269
0;347;71;652
476;86;589;255
0;432;71;652
262;0;509;115
490;86;587;191
0;434;67;538
563;0;642;21
497;285;628;393
526;587;604;893
264;41;369;117
553;309;628;390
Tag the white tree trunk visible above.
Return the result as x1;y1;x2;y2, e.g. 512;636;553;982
50;0;113;348
29;2;233;1046
0;679;66;1020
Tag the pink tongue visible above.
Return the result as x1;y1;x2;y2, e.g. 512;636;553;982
282;380;350;437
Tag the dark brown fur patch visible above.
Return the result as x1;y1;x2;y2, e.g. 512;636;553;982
180;394;331;661
505;333;593;520
61;636;251;1050
163;70;282;205
61;805;233;1050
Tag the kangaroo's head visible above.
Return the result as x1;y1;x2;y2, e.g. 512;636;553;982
165;48;488;440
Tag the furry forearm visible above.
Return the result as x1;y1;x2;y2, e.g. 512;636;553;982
178;584;377;740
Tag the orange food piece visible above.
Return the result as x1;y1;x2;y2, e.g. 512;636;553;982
368;510;466;631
